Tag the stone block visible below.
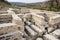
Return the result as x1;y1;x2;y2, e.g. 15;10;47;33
31;13;46;26
25;26;37;37
36;38;43;40
0;23;21;35
12;14;24;32
0;14;12;23
43;34;59;40
30;25;43;36
51;29;60;38
0;31;22;40
49;15;60;25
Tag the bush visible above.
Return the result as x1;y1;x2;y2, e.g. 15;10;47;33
51;8;59;12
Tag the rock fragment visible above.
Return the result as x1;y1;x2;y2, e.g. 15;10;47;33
43;34;59;40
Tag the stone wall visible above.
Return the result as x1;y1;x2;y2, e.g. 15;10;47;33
0;11;8;14
0;31;22;40
0;23;20;35
31;13;46;26
0;14;12;24
12;14;24;32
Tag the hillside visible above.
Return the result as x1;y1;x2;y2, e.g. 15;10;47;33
19;0;60;12
0;2;10;7
26;1;60;8
10;2;26;5
0;0;11;7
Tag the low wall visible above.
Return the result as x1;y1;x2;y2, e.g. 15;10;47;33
0;14;12;24
0;31;22;40
0;23;20;35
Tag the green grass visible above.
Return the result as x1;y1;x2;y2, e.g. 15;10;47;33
0;2;60;12
42;7;60;12
24;6;60;12
17;5;60;12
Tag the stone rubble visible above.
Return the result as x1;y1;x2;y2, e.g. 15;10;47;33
0;8;60;40
36;38;43;40
51;29;60;38
43;34;59;40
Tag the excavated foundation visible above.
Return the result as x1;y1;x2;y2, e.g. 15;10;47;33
0;8;60;40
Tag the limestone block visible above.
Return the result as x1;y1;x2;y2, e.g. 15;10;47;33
23;32;31;39
48;25;57;33
23;14;32;21
12;14;23;25
39;26;46;33
30;25;43;36
12;14;24;32
25;21;32;25
48;27;55;33
21;8;30;13
25;26;37;37
12;9;21;14
31;13;46;26
0;23;20;35
49;15;60;25
31;14;46;31
43;34;59;40
17;14;24;19
45;13;57;18
20;38;26;40
51;29;60;38
36;12;45;16
0;31;22;40
0;11;8;14
7;9;16;15
36;38;43;40
0;14;12;23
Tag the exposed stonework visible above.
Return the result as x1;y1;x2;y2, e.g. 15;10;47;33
43;34;59;40
0;14;12;23
0;8;60;40
0;31;22;40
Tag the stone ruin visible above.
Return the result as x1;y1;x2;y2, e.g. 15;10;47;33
0;8;60;40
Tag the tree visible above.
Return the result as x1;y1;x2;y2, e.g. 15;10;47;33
0;0;5;2
49;0;59;11
49;0;54;10
0;0;11;5
55;0;59;10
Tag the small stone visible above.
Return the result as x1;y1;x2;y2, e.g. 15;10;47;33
43;34;59;40
36;38;43;40
51;29;60;38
